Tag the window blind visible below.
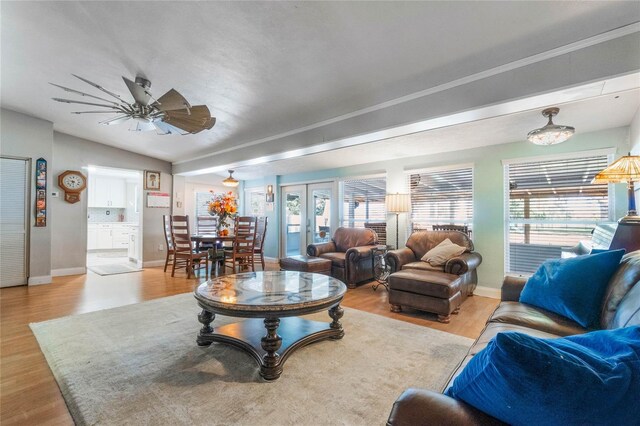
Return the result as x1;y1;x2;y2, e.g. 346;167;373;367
0;157;28;287
409;166;473;231
506;155;610;274
195;192;211;217
341;177;386;228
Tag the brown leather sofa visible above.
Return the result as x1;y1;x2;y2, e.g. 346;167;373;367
387;250;640;425
385;230;482;322
307;227;378;287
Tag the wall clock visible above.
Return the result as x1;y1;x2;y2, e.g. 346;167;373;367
58;170;87;204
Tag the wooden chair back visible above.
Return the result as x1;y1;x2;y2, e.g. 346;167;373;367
197;215;218;234
365;222;387;245
232;216;258;254
254;217;268;252
170;215;193;254
163;215;174;251
432;224;472;238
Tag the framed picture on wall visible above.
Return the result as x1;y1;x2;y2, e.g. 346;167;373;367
144;170;161;190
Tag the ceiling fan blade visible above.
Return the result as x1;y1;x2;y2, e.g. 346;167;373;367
164;105;211;121
153;120;187;135
153;89;191;111
122;77;152;106
72;74;128;104
50;83;126;108
99;115;131;125
52;98;125;110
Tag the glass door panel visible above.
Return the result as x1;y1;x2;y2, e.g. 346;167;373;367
282;185;306;257
308;183;333;245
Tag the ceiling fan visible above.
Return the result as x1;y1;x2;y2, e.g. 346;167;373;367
51;75;216;134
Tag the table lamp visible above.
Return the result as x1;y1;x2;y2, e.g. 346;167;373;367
592;153;640;223
386;193;410;248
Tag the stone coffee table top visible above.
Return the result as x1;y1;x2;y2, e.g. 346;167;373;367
195;270;346;317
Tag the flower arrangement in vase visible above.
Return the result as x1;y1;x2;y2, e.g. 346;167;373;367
207;191;238;235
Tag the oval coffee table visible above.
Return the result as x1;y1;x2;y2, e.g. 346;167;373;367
194;270;347;380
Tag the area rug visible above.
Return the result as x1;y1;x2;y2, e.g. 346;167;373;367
87;263;142;275
31;293;473;425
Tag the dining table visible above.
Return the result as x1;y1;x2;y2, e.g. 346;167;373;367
191;233;236;276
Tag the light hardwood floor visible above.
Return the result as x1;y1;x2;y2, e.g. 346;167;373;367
0;266;499;425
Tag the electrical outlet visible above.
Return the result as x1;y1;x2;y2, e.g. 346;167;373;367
158;244;164;251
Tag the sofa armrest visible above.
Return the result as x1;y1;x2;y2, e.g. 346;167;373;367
307;241;337;257
386;388;505;426
501;275;528;301
385;248;415;273
444;252;482;275
345;245;375;260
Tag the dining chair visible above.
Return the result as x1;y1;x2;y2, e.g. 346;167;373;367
162;215;175;272
432;224;472;238
224;216;258;273
170;215;209;279
196;215;218;235
254;217;268;270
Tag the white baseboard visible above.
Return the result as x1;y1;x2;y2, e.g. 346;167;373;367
473;285;501;299
52;267;86;277
143;260;165;268
28;275;52;285
264;257;279;265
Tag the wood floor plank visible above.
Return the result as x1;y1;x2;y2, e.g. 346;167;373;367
0;266;498;425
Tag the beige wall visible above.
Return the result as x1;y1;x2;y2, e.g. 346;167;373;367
0;108;54;284
51;132;172;272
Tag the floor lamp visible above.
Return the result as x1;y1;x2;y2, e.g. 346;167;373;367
385;193;410;249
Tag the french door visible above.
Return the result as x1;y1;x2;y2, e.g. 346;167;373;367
281;182;336;257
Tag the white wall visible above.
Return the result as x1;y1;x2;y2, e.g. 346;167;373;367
631;105;640;155
51;132;172;272
0;108;54;284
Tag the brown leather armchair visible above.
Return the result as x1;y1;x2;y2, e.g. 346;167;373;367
307;227;378;288
385;231;482;322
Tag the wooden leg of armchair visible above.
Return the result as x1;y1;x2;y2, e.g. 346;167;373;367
390;304;402;313
437;314;451;324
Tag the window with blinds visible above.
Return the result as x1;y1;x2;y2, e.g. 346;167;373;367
195;192;212;217
341;177;386;228
505;154;610;274
409;166;473;231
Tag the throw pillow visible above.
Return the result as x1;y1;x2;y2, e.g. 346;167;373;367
420;238;466;266
446;327;640;426
519;249;625;328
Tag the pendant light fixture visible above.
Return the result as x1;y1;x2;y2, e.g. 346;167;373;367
222;169;239;187
527;107;575;146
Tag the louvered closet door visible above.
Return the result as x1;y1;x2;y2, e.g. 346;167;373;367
0;157;29;287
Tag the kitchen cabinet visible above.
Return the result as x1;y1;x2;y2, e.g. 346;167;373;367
88;176;126;208
87;224;133;250
127;226;139;260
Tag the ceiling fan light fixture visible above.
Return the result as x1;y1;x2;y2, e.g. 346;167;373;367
527;107;575;146
222;170;239;187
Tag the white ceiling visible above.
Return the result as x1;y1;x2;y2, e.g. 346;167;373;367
2;1;639;169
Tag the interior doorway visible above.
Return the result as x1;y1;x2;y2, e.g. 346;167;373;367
281;182;336;257
86;166;143;274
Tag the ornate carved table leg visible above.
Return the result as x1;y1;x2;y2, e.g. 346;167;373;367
329;304;345;339
260;317;283;380
196;309;215;346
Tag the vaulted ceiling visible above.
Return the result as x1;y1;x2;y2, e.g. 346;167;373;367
2;1;639;176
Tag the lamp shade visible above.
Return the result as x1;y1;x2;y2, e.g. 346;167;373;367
591;153;640;220
591;154;640;184
386;193;410;213
527;107;575;146
222;170;239;187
